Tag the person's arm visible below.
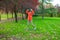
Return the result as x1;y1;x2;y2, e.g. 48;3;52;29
31;10;34;15
26;9;29;14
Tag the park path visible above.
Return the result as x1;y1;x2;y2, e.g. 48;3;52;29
0;17;22;23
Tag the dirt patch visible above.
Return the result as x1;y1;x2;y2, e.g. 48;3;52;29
0;34;6;39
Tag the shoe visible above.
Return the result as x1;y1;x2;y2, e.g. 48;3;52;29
33;27;36;30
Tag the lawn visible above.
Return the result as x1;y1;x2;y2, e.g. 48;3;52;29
0;17;60;40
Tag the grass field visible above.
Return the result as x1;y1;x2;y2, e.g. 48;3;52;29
0;17;60;40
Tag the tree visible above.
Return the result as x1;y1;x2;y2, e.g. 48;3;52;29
0;0;3;21
39;0;53;19
12;0;18;22
0;10;1;21
0;0;39;12
10;0;39;22
18;0;39;19
55;4;60;17
45;7;57;17
41;0;44;19
3;0;9;19
0;0;39;22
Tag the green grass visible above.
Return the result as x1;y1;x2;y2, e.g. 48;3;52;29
0;17;60;40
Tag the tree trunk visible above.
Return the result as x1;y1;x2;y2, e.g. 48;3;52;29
6;11;8;20
25;14;28;19
42;0;44;20
5;4;9;20
0;13;1;21
42;13;44;19
56;13;57;17
11;11;14;19
22;13;24;20
14;5;18;23
14;11;17;22
21;5;24;20
50;13;53;17
11;8;14;19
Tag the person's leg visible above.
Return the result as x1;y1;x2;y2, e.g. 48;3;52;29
26;20;30;31
31;20;36;30
27;20;30;27
31;20;35;27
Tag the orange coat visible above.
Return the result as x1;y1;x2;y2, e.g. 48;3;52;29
26;10;34;21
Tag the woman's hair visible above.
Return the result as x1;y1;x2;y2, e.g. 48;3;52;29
28;9;32;12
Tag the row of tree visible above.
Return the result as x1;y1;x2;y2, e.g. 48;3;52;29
37;0;60;18
0;0;39;22
0;0;60;22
